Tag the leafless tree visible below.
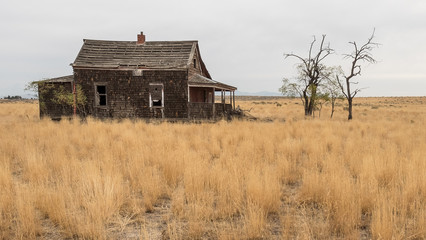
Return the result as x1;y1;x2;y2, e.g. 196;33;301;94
283;35;334;116
337;30;379;120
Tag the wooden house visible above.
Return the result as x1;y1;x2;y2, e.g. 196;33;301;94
38;32;237;120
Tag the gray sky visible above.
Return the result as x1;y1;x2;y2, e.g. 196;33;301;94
1;0;425;97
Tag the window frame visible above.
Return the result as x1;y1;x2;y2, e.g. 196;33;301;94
94;83;107;108
149;83;164;108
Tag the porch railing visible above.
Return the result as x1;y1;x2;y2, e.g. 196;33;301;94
188;102;232;119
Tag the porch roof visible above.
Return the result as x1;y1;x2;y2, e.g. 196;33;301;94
39;75;74;83
188;74;236;91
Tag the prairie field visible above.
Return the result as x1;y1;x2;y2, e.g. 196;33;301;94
0;97;425;239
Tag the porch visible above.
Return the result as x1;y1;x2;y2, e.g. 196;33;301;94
188;74;237;119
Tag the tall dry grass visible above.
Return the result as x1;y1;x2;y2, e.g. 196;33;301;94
0;97;425;239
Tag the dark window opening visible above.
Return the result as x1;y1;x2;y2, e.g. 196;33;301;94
152;100;162;107
99;95;106;106
193;59;197;68
97;85;106;94
149;84;164;108
96;85;107;106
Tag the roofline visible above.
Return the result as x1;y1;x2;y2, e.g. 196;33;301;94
195;44;212;79
72;39;200;67
189;84;237;91
36;75;74;83
71;66;188;71
72;39;87;66
187;42;197;66
82;39;199;44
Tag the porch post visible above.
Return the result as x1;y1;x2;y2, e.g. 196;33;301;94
212;87;216;118
222;90;225;110
212;88;215;104
221;90;224;104
233;91;235;110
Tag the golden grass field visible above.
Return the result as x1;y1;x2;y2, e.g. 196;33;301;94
0;97;425;239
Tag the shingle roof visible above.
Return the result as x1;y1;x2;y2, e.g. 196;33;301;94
72;40;197;69
189;74;236;91
41;75;73;83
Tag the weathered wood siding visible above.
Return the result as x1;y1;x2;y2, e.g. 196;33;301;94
38;82;73;119
74;69;188;119
39;69;231;120
188;47;210;78
188;102;213;119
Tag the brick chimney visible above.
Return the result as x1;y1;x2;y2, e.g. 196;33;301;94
137;32;145;44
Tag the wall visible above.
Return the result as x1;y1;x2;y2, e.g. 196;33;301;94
189;87;213;103
188;102;213;119
188;47;202;78
39;69;230;120
73;69;188;119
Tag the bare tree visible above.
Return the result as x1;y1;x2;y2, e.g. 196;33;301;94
337;30;379;120
282;35;334;116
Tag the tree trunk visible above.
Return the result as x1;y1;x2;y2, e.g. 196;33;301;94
303;93;310;116
348;98;353;120
306;85;317;116
346;77;353;120
330;98;335;118
307;98;314;116
304;103;310;116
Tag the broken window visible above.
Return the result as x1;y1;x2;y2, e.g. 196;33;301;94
149;83;164;108
95;84;107;106
152;99;162;106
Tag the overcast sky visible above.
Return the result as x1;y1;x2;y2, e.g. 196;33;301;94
1;0;425;97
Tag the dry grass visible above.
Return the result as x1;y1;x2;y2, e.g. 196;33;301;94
0;97;425;239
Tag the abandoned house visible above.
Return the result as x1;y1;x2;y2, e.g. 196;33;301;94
38;32;237;120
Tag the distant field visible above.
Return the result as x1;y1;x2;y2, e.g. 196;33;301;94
0;97;425;239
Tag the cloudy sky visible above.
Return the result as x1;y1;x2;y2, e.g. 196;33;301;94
1;0;425;97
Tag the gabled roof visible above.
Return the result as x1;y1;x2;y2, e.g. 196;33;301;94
189;74;236;91
72;40;198;69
